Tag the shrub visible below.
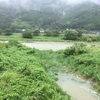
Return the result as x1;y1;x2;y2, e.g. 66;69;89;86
0;29;3;35
4;28;12;35
76;29;83;37
64;43;88;57
33;29;40;36
22;30;32;38
63;30;78;40
44;30;52;36
6;40;22;48
52;30;60;37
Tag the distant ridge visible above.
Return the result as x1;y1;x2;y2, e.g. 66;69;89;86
0;0;100;30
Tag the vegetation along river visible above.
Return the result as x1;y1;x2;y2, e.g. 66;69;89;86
23;42;100;100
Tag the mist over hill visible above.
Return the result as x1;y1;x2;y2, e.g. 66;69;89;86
0;0;100;31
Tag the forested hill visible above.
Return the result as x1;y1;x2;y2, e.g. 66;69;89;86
0;0;100;31
64;1;100;30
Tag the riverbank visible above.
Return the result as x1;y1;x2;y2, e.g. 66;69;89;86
23;42;100;100
1;40;100;100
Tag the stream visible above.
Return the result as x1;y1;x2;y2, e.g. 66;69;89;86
23;42;100;100
56;72;100;100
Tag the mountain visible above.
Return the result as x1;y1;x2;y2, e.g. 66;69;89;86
64;1;100;30
0;4;16;29
0;0;100;31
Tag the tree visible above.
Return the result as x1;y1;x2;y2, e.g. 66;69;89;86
44;30;52;36
33;29;40;36
63;30;78;40
0;29;3;35
52;30;60;37
4;28;12;35
22;30;32;38
76;29;83;37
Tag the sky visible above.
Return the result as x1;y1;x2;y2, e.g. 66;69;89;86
66;0;99;4
0;0;99;5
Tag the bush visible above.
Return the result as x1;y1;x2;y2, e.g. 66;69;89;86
44;30;52;36
64;43;88;57
76;29;83;37
0;29;3;35
6;40;22;48
4;28;12;35
33;29;40;36
52;30;60;37
63;30;78;40
22;30;32;38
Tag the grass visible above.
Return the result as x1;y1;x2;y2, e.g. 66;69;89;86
1;33;100;43
34;35;64;42
0;34;65;42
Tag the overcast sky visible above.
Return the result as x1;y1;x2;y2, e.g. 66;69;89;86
64;0;99;4
0;0;99;4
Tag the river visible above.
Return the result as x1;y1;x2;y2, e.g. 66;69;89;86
23;41;100;100
56;73;100;100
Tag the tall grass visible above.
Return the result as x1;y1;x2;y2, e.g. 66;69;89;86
35;43;100;93
0;40;70;100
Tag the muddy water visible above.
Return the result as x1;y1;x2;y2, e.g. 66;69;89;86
22;42;74;51
23;42;100;100
56;73;100;100
22;42;100;51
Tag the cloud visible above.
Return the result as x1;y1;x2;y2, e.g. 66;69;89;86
0;0;99;5
66;0;87;4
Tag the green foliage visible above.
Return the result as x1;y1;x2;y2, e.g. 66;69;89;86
0;41;70;100
4;28;12;35
76;29;83;37
22;30;32;38
52;30;60;37
63;46;100;92
44;30;52;36
64;43;87;57
63;30;78;40
64;2;100;30
6;40;23;48
79;36;100;42
0;43;5;49
33;29;40;36
0;29;3;35
0;1;100;30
